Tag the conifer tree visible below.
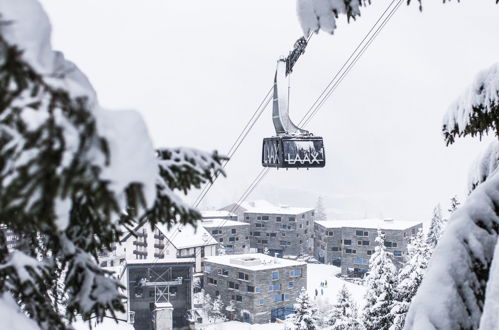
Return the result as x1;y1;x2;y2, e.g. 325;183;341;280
210;295;227;323
390;229;430;330
362;230;397;330
315;197;327;221
288;288;320;330
0;2;224;329
426;204;444;249
327;285;362;330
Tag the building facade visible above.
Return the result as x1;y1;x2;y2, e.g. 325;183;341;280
203;254;306;324
314;219;423;276
123;259;194;330
243;204;315;257
201;218;250;255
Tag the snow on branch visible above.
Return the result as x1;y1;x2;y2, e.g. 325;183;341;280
404;171;499;329
443;63;499;145
467;141;499;194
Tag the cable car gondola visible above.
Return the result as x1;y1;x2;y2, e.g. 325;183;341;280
262;38;325;169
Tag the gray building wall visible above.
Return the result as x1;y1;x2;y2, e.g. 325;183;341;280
203;223;250;255
314;222;423;276
203;260;306;324
244;210;315;256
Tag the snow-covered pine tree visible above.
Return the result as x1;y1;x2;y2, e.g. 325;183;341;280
210;295;227;323
448;195;460;214
361;230;397;330
315;197;327;221
426;204;444;249
264;247;270;255
390;229;430;330
0;1;224;329
288;287;320;330
405;64;499;329
327;285;362;330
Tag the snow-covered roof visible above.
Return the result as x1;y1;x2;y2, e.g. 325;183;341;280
241;200;314;215
201;218;250;228
125;258;195;265
204;253;305;271
201;210;237;218
156;223;218;249
315;219;422;231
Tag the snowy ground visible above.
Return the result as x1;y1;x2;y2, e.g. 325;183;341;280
306;263;366;309
198;321;284;329
72;317;133;330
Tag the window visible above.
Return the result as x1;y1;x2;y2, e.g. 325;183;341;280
236;295;242;302
219;238;223;242
356;230;364;236
262;216;269;220
357;241;362;246
394;251;402;257
276;217;281;222
270;233;277;237
259;299;264;305
345;249;356;254
367;250;373;256
246;216;249;220
344;240;352;245
257;216;261;220
393;242;398;247
280;225;287;231
354;257;369;265
288;217;295;222
327;231;334;236
284;294;290;301
229;237;236;242
412;228;416;235
238;272;249;281
280;241;287;246
205;265;212;272
290;269;301;277
254;232;261;236
262;240;268;244
304;229;308;234
272;271;279;280
363;241;370;246
222;269;229;276
231;229;236;234
256;223;262;228
331;246;339;251
272;283;281;290
211;229;220;235
208;278;217;285
256;287;261;293
229;282;240;290
274;294;283;302
247;285;255;293
288;282;294;289
384;241;393;248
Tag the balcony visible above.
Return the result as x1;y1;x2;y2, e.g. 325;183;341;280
154;243;165;249
133;241;147;247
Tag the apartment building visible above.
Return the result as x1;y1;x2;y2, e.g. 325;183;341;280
242;202;315;257
201;218;250;254
201;210;238;221
314;219;422;276
203;254;306;324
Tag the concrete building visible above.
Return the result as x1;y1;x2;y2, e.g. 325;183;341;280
200;218;250;255
115;222;218;274
122;259;195;330
241;201;315;257
314;219;422;276
203;253;306;324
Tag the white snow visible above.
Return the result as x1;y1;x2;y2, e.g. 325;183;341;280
201;210;237;218
467;141;499;193
307;264;366;309
0;293;40;330
72;317;134;330
199;321;284;329
242;200;314;215
157;223;218;249
205;253;306;271
315;219;421;231
296;0;362;36
201;218;250;228
443;63;499;138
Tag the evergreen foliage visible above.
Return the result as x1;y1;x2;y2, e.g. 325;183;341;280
327;285;362;330
0;3;224;329
390;229;430;330
288;287;320;330
315;197;327;221
426;204;444;249
362;230;397;330
448;196;460;214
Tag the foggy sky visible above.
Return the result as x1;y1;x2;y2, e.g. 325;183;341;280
41;0;499;224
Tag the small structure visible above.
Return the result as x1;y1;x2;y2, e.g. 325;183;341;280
314;219;423;276
203;253;306;324
201;218;250;254
123;259;194;330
